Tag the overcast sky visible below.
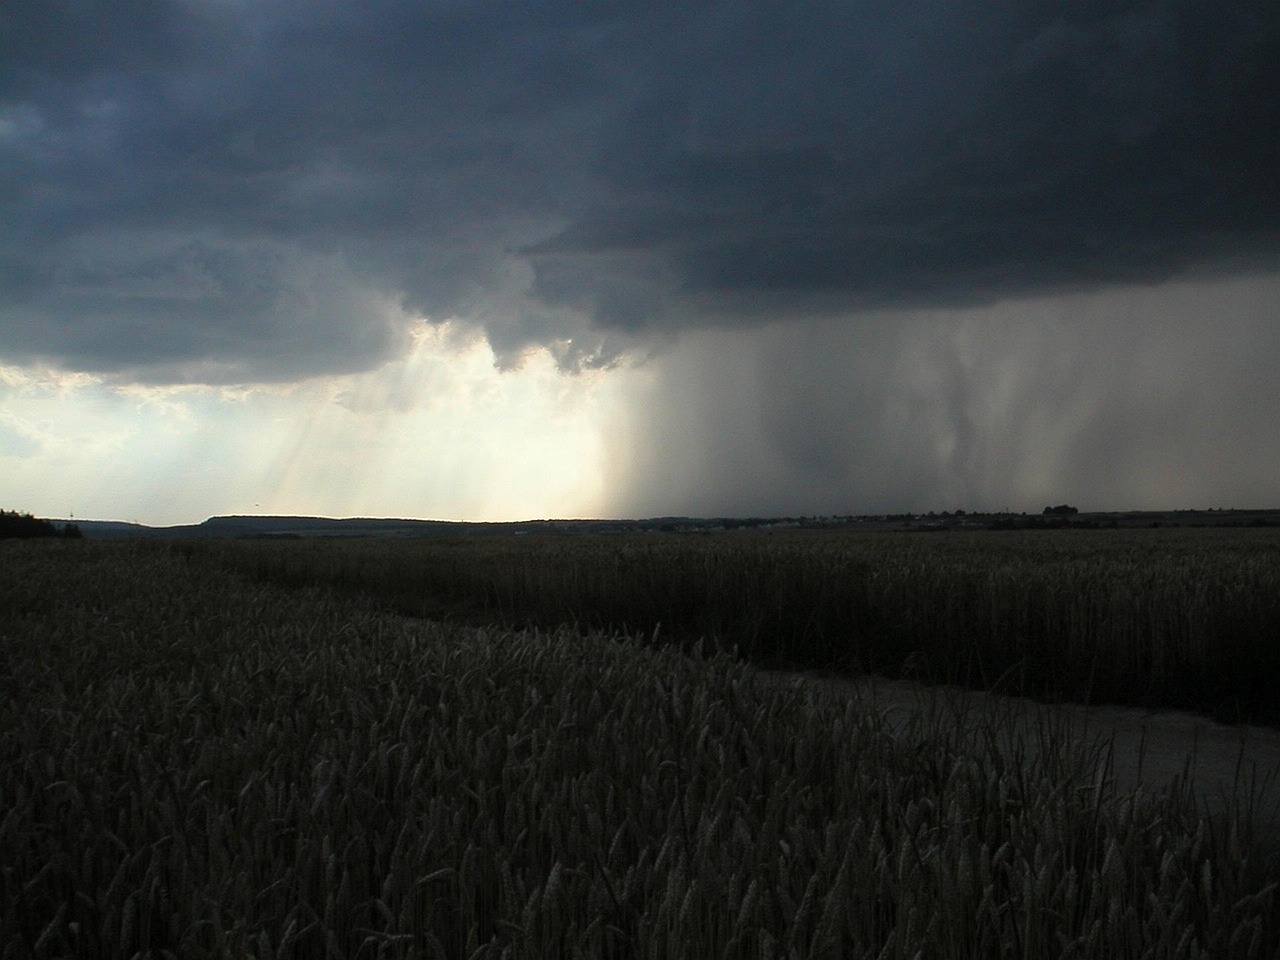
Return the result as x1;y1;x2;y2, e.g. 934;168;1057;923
3;0;1278;523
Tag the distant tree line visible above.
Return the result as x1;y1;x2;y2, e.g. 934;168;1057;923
0;510;83;539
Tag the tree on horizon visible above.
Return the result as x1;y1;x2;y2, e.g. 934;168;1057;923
0;509;83;539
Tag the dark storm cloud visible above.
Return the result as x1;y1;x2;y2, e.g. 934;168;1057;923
1;0;1277;380
603;274;1280;517
547;0;1279;320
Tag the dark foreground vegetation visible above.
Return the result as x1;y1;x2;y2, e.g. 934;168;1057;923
2;538;1279;958
0;509;82;540
185;527;1280;726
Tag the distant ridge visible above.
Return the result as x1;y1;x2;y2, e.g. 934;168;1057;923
59;515;693;539
49;509;1280;539
62;514;820;539
61;515;507;540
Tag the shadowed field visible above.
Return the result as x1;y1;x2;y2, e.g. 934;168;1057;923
3;537;1279;958
185;527;1280;725
759;667;1280;862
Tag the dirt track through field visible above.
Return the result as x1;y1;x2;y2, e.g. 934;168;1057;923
759;668;1280;854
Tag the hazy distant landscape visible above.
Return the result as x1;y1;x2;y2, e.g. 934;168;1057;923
56;507;1280;540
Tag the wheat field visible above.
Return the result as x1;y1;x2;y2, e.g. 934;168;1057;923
3;537;1278;958
187;528;1280;722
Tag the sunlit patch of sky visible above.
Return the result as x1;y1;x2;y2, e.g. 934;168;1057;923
0;325;637;525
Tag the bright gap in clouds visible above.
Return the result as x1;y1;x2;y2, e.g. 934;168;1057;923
0;326;628;526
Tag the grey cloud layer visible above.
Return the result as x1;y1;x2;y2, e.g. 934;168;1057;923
2;0;1277;380
603;274;1280;517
